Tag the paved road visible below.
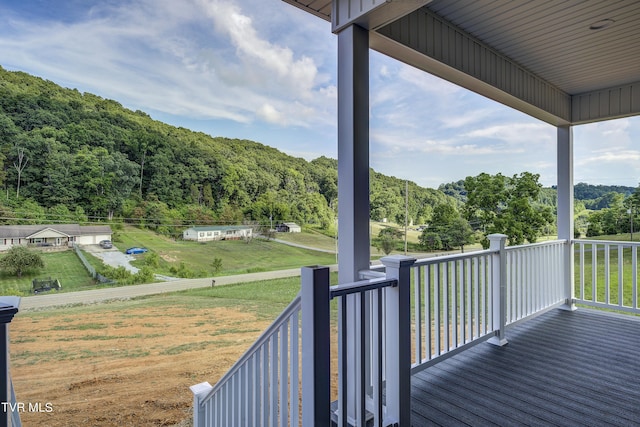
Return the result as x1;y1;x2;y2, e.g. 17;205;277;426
19;265;338;311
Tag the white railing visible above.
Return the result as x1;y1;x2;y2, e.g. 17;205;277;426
408;236;567;373
504;239;566;324
192;236;572;426
191;293;302;427
410;248;494;370
574;240;640;314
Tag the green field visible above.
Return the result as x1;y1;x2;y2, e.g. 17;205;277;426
113;226;337;276
274;228;337;252
574;239;640;308
0;250;95;296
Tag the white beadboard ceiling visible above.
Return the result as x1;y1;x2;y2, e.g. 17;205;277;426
425;0;640;95
283;0;640;124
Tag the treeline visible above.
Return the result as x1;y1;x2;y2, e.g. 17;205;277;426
2;66;635;242
440;179;640;240
0;66;454;235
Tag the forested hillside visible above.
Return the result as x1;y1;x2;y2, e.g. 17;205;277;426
0;66;453;234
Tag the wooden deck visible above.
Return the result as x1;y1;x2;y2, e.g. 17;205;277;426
411;308;640;426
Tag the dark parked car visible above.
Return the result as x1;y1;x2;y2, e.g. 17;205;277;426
126;247;148;255
99;240;113;249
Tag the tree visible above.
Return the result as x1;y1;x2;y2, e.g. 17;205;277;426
446;217;475;252
419;203;472;251
419;231;442;251
464;172;553;247
0;246;45;277
376;227;402;255
13;145;28;198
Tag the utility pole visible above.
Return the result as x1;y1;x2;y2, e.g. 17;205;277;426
404;180;408;255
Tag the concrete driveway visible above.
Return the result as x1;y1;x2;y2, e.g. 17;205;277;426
82;244;139;273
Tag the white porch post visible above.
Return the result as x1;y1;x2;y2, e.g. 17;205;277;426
557;125;576;311
337;23;370;283
381;255;416;426
488;234;508;347
337;23;370;422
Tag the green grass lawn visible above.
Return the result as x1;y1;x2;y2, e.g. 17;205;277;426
0;250;95;296
274;228;337;252
574;240;639;307
111;225;337;277
580;233;639;242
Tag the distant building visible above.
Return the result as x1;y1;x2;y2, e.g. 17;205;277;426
276;222;301;233
182;226;253;242
0;224;112;251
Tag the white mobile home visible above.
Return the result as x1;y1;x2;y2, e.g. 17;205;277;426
182;226;252;242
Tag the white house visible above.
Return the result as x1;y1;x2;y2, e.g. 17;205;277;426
182;226;253;242
0;224;112;251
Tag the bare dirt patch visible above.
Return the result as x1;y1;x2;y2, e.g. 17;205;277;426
10;303;272;426
159;253;179;263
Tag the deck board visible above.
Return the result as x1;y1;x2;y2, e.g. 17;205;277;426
411;308;640;426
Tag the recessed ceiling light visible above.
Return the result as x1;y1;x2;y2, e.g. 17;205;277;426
589;18;615;30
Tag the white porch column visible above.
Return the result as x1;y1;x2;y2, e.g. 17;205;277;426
337;23;370;283
337;23;370;424
557;125;576;311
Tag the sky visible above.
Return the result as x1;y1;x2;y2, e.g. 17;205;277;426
0;0;639;189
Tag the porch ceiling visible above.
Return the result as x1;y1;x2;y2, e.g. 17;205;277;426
283;0;640;126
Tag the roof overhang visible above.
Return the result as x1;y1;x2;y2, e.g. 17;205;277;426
26;228;71;239
283;0;640;126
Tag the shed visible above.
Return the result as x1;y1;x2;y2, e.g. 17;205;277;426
276;222;301;233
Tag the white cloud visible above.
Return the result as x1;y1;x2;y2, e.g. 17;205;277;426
577;150;640;165
462;123;554;145
372;131;513;156
257;103;283;124
0;0;336;131
198;0;320;99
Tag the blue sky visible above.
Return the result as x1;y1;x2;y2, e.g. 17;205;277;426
0;0;639;189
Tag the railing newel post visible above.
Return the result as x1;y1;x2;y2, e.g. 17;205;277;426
190;382;212;427
488;234;509;347
301;266;331;426
381;255;416;426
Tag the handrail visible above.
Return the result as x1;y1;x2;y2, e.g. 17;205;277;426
329;277;397;299
574;238;640;246
359;269;385;279
200;292;301;402
413;248;494;267
504;238;567;251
